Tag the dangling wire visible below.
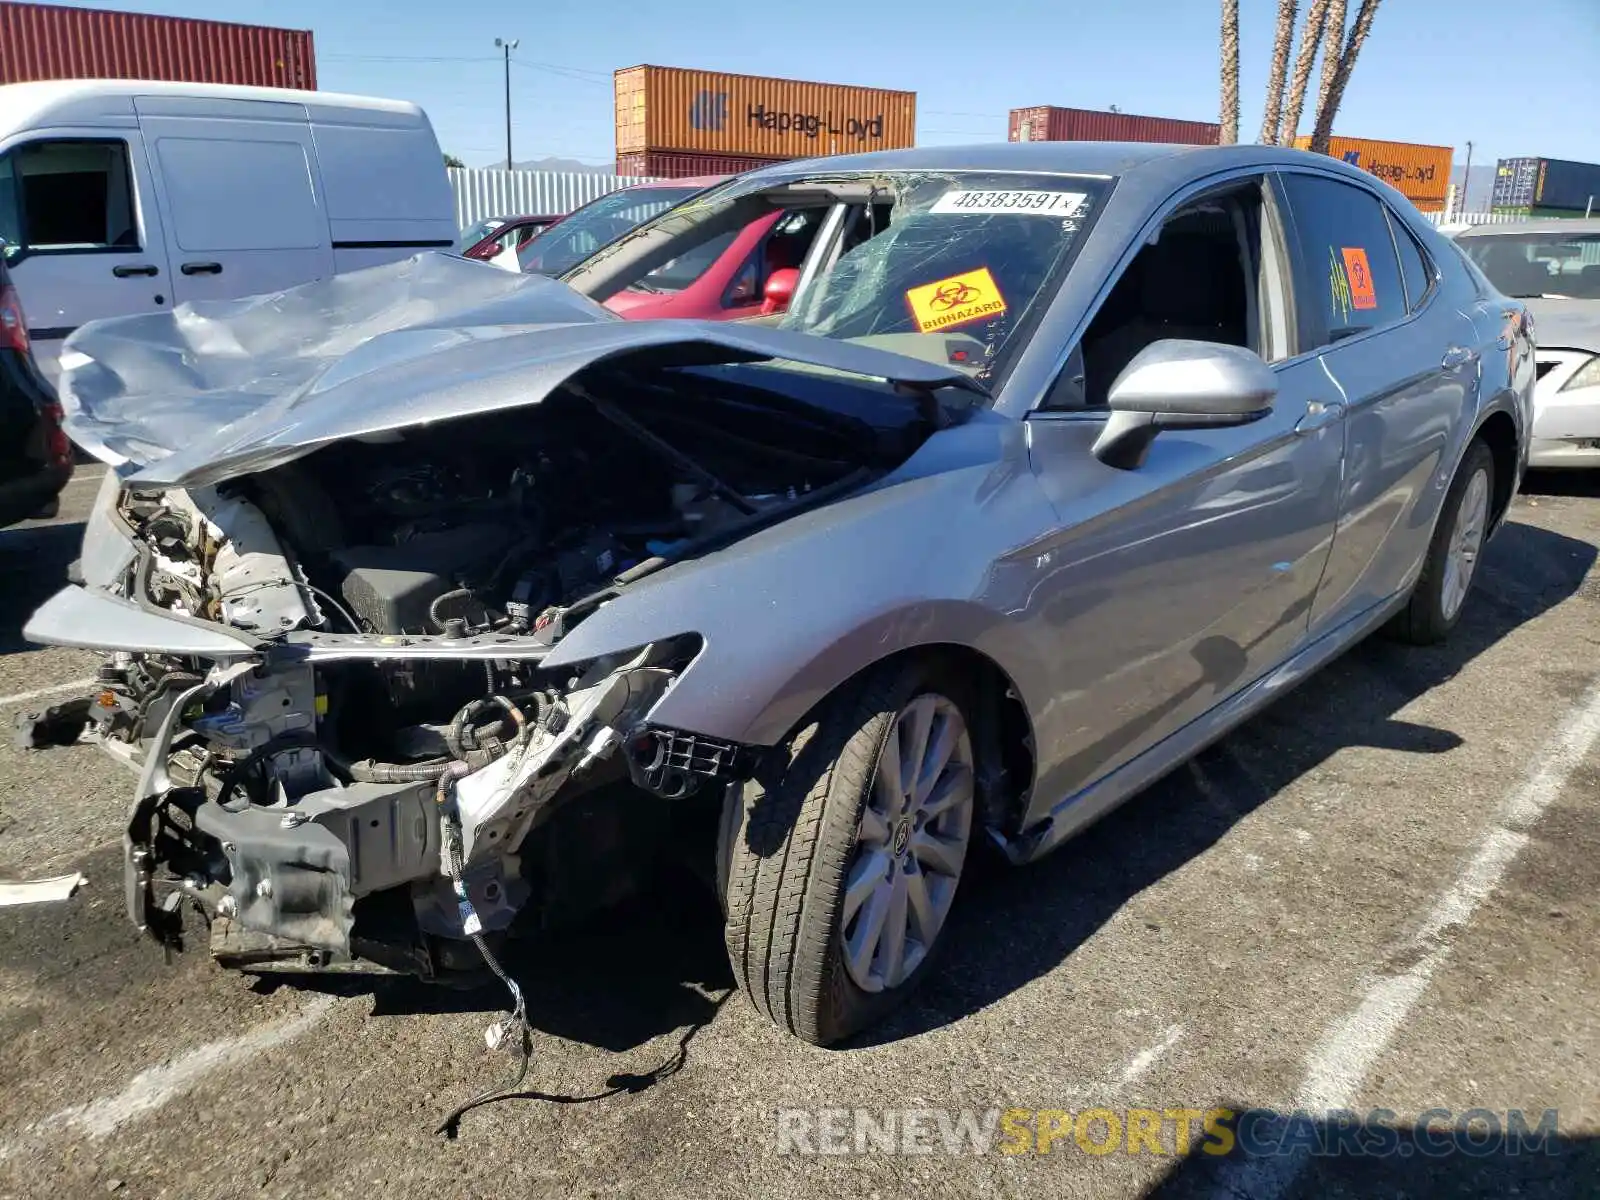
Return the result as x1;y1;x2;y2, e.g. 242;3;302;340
433;757;535;1137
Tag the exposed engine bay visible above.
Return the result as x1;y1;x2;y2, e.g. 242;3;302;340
59;365;941;980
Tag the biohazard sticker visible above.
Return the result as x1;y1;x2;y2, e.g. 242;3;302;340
1340;247;1378;310
929;190;1088;217
905;267;1008;333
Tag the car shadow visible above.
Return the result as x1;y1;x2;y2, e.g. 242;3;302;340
251;860;735;1056
851;517;1597;1046
0;519;82;655
1145;1105;1598;1199
1521;469;1600;500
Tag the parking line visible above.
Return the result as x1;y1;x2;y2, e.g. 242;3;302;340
1205;676;1600;1199
1117;1025;1184;1087
0;998;336;1158
0;678;96;708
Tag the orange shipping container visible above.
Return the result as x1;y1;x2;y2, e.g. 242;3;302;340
1292;135;1452;212
615;64;915;160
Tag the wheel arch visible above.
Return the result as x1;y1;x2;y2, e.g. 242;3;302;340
1471;406;1522;536
741;636;1040;842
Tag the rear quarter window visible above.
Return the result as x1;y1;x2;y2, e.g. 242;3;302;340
1386;210;1434;311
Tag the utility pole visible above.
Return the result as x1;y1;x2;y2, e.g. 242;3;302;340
495;37;519;169
1459;140;1473;218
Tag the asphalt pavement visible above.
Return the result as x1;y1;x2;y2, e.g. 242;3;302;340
0;466;1596;1200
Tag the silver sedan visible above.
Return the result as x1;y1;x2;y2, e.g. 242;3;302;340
1456;218;1600;468
26;141;1534;1047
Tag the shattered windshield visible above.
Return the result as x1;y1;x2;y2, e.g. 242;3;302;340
569;169;1108;383
784;173;1103;361
518;184;701;276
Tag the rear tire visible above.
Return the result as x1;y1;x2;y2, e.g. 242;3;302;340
721;660;977;1045
1390;437;1495;646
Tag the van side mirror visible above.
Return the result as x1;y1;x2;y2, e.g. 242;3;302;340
1092;340;1276;471
761;267;800;315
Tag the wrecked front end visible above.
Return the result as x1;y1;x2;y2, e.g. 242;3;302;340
23;308;972;982
27;468;744;981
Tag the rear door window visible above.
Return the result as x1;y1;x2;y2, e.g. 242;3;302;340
1278;172;1408;347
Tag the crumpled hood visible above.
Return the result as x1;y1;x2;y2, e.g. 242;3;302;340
1524;298;1600;355
57;252;983;490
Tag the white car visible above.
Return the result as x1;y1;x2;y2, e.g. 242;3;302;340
1456;220;1600;467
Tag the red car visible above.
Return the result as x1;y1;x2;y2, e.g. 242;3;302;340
518;177;822;320
0;257;72;528
456;214;563;262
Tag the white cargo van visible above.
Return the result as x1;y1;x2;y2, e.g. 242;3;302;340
0;80;457;373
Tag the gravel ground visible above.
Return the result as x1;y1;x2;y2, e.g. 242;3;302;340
0;466;1596;1200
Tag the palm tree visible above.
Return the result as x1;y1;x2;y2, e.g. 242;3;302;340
1278;0;1330;145
1312;0;1349;138
1258;0;1299;144
1309;0;1382;153
1219;0;1241;144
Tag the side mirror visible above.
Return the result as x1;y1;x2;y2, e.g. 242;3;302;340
1091;340;1277;470
761;267;800;315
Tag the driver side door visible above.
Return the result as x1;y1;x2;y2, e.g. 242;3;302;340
1019;173;1346;826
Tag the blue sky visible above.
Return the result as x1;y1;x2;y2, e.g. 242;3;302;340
86;0;1600;173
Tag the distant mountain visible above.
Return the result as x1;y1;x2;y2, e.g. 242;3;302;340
1451;164;1496;212
479;155;612;173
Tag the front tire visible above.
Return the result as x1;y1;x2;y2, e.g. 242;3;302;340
721;661;976;1045
1391;437;1495;645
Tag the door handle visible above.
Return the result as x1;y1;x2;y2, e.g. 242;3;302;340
1442;346;1478;370
111;263;159;278
1294;399;1346;435
180;261;223;276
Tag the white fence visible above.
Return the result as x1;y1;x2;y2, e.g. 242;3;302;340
1424;211;1523;228
447;167;653;231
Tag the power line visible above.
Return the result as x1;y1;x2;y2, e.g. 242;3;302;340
509;59;611;84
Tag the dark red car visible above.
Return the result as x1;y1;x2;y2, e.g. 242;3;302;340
456;214;563;262
0;255;72;527
516;176;824;321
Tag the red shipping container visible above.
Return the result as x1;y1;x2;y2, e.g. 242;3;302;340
617;150;791;179
0;2;316;90
1008;105;1219;146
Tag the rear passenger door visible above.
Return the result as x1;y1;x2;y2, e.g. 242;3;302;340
135;97;336;306
1274;170;1481;635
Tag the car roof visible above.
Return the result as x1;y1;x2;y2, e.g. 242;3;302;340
737;139;1379;184
629;175;727;189
1456;218;1600;238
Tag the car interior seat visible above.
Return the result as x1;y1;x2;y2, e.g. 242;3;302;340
1083;228;1248;406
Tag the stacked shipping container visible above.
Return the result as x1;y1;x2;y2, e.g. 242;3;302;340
1008;105;1220;146
0;1;315;89
1292;135;1452;212
1491;157;1600;217
615;64;915;178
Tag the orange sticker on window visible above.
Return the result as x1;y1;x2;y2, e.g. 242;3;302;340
1341;247;1378;310
905;267;1007;333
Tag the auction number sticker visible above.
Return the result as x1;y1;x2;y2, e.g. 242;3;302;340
906;267;1008;333
930;189;1088;217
